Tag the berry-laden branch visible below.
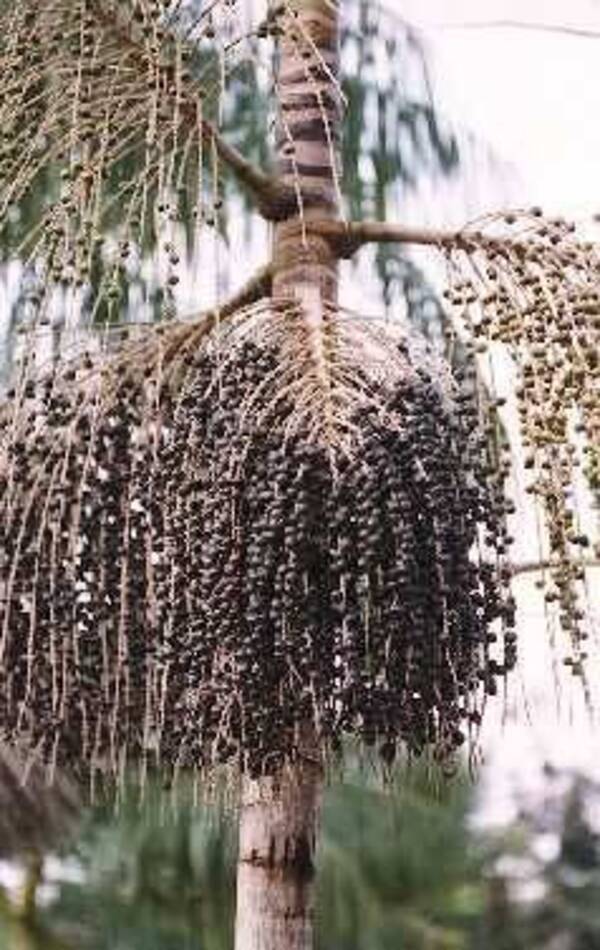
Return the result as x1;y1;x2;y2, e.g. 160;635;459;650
305;208;600;676
1;1;599;811
0;312;517;785
306;213;596;256
93;0;290;218
511;559;600;577
307;218;470;255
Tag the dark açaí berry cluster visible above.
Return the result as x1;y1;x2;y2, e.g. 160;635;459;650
0;339;515;781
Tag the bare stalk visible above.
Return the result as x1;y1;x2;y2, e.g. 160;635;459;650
305;216;590;256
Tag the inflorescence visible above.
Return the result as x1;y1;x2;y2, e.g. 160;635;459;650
443;209;599;673
0;310;515;784
0;0;246;318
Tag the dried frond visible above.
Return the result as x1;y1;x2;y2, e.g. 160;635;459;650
0;742;78;857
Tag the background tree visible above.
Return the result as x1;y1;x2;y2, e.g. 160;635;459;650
0;2;598;949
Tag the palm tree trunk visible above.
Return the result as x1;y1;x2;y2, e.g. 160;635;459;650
271;0;341;303
234;755;322;950
234;2;341;948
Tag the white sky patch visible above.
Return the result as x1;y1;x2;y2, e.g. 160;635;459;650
397;0;600;220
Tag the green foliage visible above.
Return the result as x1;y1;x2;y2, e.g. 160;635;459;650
46;793;236;950
340;0;458;329
341;1;458;225
317;770;483;950
4;769;600;950
0;770;483;950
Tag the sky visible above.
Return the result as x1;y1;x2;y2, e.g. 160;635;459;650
398;0;600;223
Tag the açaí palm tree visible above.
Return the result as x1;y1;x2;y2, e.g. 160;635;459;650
0;2;598;948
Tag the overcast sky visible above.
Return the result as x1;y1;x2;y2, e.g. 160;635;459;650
398;0;600;222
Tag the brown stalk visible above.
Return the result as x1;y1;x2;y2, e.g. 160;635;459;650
304;217;578;257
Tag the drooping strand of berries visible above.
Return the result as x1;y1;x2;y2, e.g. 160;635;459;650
444;210;599;671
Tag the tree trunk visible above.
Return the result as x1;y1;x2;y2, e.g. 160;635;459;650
271;0;341;305
234;756;322;950
234;1;341;948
